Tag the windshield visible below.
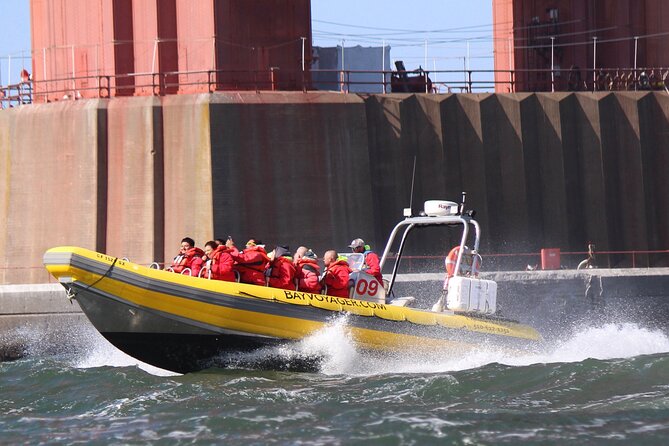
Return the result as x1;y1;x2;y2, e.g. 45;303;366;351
338;253;365;270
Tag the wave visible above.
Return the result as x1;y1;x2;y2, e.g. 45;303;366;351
72;331;179;377
274;319;669;376
4;321;669;444
7;313;669;378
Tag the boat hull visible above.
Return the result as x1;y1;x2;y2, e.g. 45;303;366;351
71;283;287;373
44;247;543;373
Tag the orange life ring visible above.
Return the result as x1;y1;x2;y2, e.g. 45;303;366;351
445;246;460;278
445;246;479;278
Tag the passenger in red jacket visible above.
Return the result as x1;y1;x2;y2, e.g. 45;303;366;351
349;238;383;284
321;250;352;298
296;249;322;294
170;237;204;276
231;238;270;286
202;240;236;282
267;245;297;290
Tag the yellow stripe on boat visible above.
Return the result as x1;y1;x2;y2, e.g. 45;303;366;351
44;246;542;345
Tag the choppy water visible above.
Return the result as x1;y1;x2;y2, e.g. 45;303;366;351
3;320;669;445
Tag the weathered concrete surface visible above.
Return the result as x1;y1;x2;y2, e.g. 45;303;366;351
0;107;10;283
162;94;213;258
365;94;417;250
1;100;107;284
396;268;669;337
364;92;669;269
534;93;571;248
0;283;80;315
0;284;86;361
2;92;669;283
105;96;164;264
640;93;669;266
209;91;373;252
608;93;649;261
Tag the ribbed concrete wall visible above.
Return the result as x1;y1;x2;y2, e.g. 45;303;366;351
162;94;213;259
365;92;669;269
0;109;10;282
209;92;372;252
644;94;669;265
1;100;107;284
2;92;669;284
106;97;163;264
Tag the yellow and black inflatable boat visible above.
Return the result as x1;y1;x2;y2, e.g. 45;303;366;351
44;243;541;374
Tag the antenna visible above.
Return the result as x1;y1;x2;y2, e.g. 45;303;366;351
459;191;467;215
404;156;417;218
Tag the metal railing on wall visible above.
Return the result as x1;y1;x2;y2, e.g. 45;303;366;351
0;81;33;106
510;67;669;94
2;66;669;109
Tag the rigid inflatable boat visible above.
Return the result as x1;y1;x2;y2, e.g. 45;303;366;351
44;200;542;373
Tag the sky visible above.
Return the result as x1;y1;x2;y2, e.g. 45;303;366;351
311;0;494;70
0;0;31;85
0;0;494;87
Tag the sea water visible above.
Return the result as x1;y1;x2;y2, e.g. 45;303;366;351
2;318;669;444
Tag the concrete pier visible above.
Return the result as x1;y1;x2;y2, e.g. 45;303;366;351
394;268;669;336
0;284;87;360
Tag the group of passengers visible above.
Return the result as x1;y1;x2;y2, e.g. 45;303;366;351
168;236;383;298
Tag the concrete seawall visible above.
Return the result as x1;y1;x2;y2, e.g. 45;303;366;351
0;284;86;360
3;269;669;360
2;92;669;284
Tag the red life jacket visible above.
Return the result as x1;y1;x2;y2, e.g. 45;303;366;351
268;256;297;290
232;245;270;286
171;253;186;272
171;247;204;275
362;250;383;284
323;260;352;298
207;245;236;282
296;258;321;294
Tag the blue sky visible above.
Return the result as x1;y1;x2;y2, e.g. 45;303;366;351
0;0;31;85
0;0;494;86
311;0;494;72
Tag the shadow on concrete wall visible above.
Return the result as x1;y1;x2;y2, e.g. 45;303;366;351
643;94;669;266
4;92;669;284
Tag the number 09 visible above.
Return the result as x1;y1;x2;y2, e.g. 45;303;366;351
355;278;378;296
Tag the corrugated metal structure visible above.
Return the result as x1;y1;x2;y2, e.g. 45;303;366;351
30;0;116;98
214;0;311;91
493;0;669;92
175;0;217;93
30;0;312;101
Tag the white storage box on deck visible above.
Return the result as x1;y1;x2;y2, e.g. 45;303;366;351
446;276;497;315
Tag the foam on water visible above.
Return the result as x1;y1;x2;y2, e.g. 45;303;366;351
289;320;669;376
73;335;178;377
32;313;669;377
216;315;359;373
33;323;179;376
512;322;669;365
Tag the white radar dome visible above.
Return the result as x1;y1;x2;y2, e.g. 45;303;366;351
424;200;459;217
